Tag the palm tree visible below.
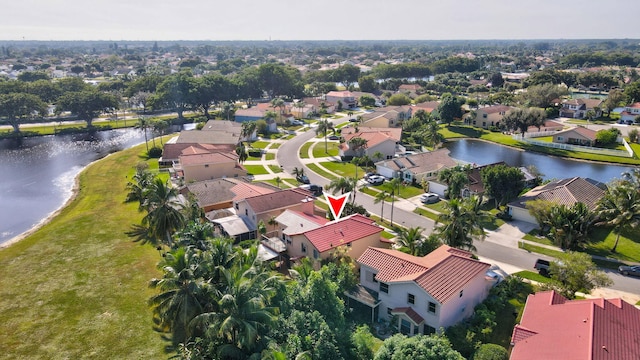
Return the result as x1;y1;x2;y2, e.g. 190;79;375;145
257;220;267;239
424;120;444;149
293;101;306;119
268;216;278;233
175;221;214;250
595;183;640;252
292;167;305;181
434;196;487;251
149;247;209;346
347;137;368;158
438;165;470;199
125;167;154;208
271;97;286;124
374;190;389;222
315;119;334;154
153;120;169;146
241;121;257;142
546;202;595;250
136;116;151;152
326;177;354;195
274;176;282;189
236;144;248;164
396;226;424;256
142;178;186;248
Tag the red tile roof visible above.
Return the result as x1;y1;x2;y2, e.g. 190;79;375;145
392;307;424;325
243;188;312;214
511;290;640;360
628;102;640;109
179;152;238;166
303;214;382;253
357;245;490;303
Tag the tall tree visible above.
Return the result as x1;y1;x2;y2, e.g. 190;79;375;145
142;178;185;248
437;165;470;199
547;252;612;299
374;190;389;223
434;196;488;251
545;202;595;250
396;226;424;256
55;89;119;127
152;70;197;120
315;119;334;154
480;164;525;209
0;92;47;133
347;137;368;157
502;107;546;136
436;93;464;125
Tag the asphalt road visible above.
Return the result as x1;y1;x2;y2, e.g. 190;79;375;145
276;117;640;295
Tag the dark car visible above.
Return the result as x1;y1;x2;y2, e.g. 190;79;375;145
618;265;640;277
328;135;340;140
300;184;323;196
297;175;310;184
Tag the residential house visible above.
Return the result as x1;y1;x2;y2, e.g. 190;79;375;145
340;127;402;159
325;90;357;109
160;141;236;167
470;105;514;129
552;126;598;146
213;188;320;241
526;119;564;133
510;290;640;360
620;102;640;122
428;162;508;199
178;147;247;182
398;84;422;98
559;98;603;119
352;245;492;335
181;178;277;213
303;97;335;115
507;177;606;224
287;214;390;266
375;148;458;184
234;107;265;123
159;120;241;166
360;106;413;128
413;101;440;115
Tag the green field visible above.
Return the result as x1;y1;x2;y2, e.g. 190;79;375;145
312;142;340;157
299;142;313;159
0;145;165;358
243;164;269;175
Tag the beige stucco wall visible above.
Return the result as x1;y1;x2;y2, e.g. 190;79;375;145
183;162;247;182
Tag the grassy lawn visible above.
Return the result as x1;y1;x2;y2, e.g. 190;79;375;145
413;207;439;221
374;183;424;199
250;140;270;149
583;227;640;263
307;163;337;180
259;178;294;189
360;187;391;200
243;165;269;175
247;155;262;161
299;142;313;159
513;270;552;284
265;153;275;161
269;142;281;149
523;230;554;246
519;242;566;258
268;165;282;173
312;142;339;158
381;231;395;240
0;145;165;358
319;161;365;178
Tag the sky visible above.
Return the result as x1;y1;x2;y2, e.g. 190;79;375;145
2;0;639;41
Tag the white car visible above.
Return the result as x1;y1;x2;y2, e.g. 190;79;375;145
367;175;385;185
420;193;439;204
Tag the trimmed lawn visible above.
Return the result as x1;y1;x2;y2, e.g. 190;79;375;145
247;155;262;161
0;144;165;358
299;142;313;159
307;163;336;180
381;231;395;240
319;161;365;178
523;231;554;246
250;140;270;149
243;165;269;175
377;183;424;199
312;142;339;158
413;207;439;221
268;165;282;173
584;227;640;263
259;178;294;189
513;270;552;284
485;282;534;348
265;153;275;161
519;242;566;258
269;142;282;149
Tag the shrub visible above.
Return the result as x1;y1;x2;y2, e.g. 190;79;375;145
147;146;162;158
629;128;639;143
473;344;509;360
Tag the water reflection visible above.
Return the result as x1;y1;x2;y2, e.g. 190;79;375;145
444;139;637;183
0;129;148;245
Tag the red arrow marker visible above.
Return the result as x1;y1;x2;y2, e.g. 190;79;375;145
325;192;350;220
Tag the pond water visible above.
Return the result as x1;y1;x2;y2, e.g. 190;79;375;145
0;129;148;246
444;139;637;183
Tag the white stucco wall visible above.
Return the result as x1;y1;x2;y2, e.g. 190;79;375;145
509;206;537;224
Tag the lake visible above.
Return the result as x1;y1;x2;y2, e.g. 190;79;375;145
0;129;148;246
444;139;638;183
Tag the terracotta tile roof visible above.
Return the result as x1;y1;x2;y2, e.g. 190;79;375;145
414;101;440;113
391;307;424;325
184;178;276;208
341;126;402;141
175;129;240;145
628;102;640;109
235;108;265;118
555;126;598;140
509;177;606;210
357;245;490;303
478;105;513;114
162;143;235;161
243;188;312;214
511;290;640;360
326;90;355;97
303;214;382;253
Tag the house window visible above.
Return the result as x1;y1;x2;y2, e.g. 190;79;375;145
482;122;486;127
245;209;248;216
313;249;319;259
380;282;389;293
408;293;415;304
459;290;464;298
472;120;476;125
557;136;564;141
387;308;392;316
301;243;307;253
482;114;487;118
400;319;411;335
423;325;436;335
428;302;437;314
235;203;239;210
204;164;209;168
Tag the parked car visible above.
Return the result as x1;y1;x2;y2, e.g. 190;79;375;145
420;193;439;204
534;259;551;276
297;174;310;184
367;175;385;186
300;184;323;196
618;265;640;277
364;172;376;180
328;135;340;140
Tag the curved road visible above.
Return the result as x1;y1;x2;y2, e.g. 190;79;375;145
276;117;639;295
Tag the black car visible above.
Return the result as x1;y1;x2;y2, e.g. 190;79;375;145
328;135;340;140
618;265;640;277
297;175;310;184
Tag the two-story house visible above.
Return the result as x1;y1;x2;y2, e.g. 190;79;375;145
325;91;357;109
375;148;458;184
559;98;602;119
178;147;247;182
620;102;640;123
339;127;402;159
354;245;491;335
470;105;514;129
286;214;391;267
360;106;413;128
